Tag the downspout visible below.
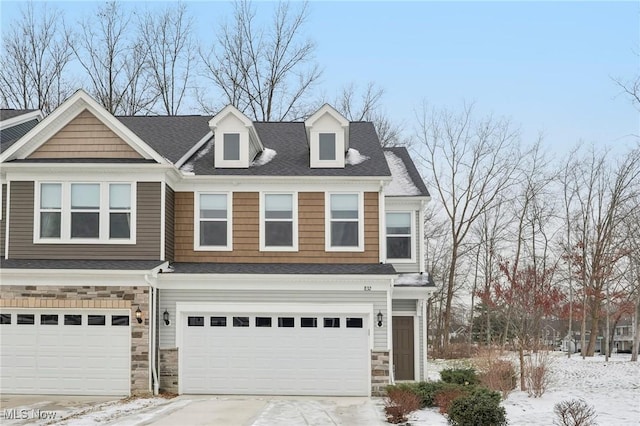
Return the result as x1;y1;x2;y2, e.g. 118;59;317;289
145;273;160;396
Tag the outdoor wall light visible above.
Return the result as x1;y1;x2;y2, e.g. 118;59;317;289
377;311;383;327
163;309;171;326
135;306;143;324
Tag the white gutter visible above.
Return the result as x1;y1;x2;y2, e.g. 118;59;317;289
144;272;160;396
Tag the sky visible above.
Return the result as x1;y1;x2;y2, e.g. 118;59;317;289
1;1;638;155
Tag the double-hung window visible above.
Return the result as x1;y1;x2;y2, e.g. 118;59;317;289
326;193;363;251
36;182;134;243
260;193;297;251
196;193;231;250
386;212;413;261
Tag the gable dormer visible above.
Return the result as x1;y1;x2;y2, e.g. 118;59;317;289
304;104;349;168
209;105;263;169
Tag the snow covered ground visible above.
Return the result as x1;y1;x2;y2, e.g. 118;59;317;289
411;352;640;426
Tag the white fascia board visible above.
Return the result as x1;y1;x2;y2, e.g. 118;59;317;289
172;175;391;193
4;164;175;182
392;285;434;300
174;131;213;169
157;273;393;291
385;195;431;205
1;90;168;164
0;110;42;130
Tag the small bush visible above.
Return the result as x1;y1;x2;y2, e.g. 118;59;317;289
384;387;422;424
434;386;468;414
447;388;507;426
479;359;517;399
525;351;552;397
553;399;598;426
440;368;479;386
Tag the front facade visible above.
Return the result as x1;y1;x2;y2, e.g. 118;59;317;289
0;91;433;397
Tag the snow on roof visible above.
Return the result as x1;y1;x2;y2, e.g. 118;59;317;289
252;148;277;166
180;138;213;173
346;148;369;165
394;273;433;286
384;151;422;196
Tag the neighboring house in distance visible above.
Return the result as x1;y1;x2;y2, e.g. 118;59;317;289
0;90;434;397
613;317;636;353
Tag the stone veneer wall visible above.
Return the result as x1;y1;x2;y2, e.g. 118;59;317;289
371;350;390;396
0;285;150;395
159;348;179;394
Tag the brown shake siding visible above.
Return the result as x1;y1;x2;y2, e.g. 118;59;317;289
174;191;379;263
28;110;142;159
0;184;6;258
164;185;175;262
8;181;161;259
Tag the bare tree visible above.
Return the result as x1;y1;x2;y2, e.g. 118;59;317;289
415;102;522;350
333;82;404;147
71;1;156;115
140;2;196;115
200;0;321;120
0;1;73;113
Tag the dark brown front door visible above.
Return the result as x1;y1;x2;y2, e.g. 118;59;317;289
393;316;415;380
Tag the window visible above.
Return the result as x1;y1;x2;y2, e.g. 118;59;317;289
210;316;227;327
41;314;58;325
188;316;204;327
36;182;135;243
64;314;81;325
319;133;336;160
88;315;106;326
112;315;130;326
346;317;363;328
17;314;35;325
256;317;272;327
327;193;363;250
223;133;240;161
301;317;317;328
324;317;340;328
386;212;413;260
0;314;11;324
261;193;297;250
278;317;295;328
196;193;231;250
233;316;249;327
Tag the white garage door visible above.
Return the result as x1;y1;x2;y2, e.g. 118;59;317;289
181;312;369;396
0;309;131;396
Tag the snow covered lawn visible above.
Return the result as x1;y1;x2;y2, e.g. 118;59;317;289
410;352;640;425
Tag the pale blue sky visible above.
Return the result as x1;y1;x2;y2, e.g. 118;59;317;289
1;1;638;154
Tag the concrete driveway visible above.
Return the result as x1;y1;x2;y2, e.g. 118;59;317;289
0;395;117;425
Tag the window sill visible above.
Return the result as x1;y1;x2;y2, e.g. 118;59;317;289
34;238;136;245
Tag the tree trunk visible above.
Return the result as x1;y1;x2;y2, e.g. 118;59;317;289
586;315;600;356
442;244;458;350
632;296;640;362
519;345;526;391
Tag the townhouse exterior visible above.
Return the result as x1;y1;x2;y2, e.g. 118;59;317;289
0;90;433;397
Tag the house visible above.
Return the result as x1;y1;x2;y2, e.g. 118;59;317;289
0;90;433;397
613;317;636;353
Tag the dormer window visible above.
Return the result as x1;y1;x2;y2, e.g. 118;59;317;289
305;104;349;169
319;133;336;161
223;133;240;161
209;105;264;169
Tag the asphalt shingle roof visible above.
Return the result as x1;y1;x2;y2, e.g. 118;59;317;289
0;109;36;121
383;147;430;197
0;259;165;270
170;262;397;275
0;118;39;152
117;115;212;164
188;121;391;177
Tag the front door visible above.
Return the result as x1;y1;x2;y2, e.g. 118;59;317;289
393;316;415;380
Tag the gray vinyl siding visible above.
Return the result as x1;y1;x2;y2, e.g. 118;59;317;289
392;299;416;312
164;185;174;261
8;181;161;259
390;212;421;273
159;288;388;350
419;312;425;380
0;184;6;258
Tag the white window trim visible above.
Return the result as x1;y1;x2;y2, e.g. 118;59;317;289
214;130;250;168
310;130;345;168
386;211;416;263
325;192;364;252
194;192;233;251
33;181;136;245
259;192;299;252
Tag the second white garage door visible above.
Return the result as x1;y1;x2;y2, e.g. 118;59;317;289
180;312;370;396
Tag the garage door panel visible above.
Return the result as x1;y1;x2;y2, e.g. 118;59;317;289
181;312;369;396
0;310;130;396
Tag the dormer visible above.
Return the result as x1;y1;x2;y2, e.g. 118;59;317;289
304;104;349;168
209;105;263;168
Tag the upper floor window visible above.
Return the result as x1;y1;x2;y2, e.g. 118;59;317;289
260;193;297;251
223;133;240;161
196;192;231;251
326;193;363;251
386;212;413;261
318;133;336;161
36;182;134;244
